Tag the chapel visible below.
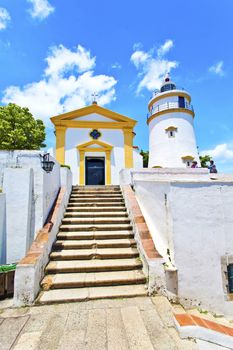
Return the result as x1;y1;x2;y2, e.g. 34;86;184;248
51;101;142;185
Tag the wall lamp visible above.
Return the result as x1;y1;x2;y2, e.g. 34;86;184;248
40;153;55;173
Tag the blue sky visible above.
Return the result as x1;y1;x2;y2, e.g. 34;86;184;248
0;0;233;172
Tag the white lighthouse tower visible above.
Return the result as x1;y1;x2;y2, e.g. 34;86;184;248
148;74;199;168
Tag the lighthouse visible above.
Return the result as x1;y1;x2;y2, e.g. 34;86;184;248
147;75;199;168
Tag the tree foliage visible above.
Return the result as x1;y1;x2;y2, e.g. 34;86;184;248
199;154;212;168
0;103;46;150
140;150;149;168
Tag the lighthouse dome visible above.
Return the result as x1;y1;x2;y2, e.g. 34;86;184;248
160;75;176;93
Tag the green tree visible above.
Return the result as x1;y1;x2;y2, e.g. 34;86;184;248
199;154;212;168
0;103;46;150
140;150;149;168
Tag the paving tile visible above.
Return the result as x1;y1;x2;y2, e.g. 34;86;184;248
121;306;154;350
85;309;107;350
106;308;129;350
141;308;176;350
37;313;68;350
0;316;29;350
13;331;43;350
152;296;175;327
59;310;88;350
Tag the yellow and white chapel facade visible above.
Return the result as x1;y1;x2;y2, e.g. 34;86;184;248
51;102;142;185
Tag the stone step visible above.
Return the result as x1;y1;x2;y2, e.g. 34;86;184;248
45;258;142;273
50;247;139;260
69;198;124;203
67;202;126;208
62;217;131;225
41;270;146;290
57;230;134;240
59;223;132;232
54;238;136;249
71;191;122;195
66;206;127;212
73;186;120;190
70;194;123;198
64;211;128;218
38;284;147;304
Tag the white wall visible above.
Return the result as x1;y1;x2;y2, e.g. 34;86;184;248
65;127;125;185
170;181;233;315
0;193;6;264
3;168;33;263
133;149;143;169
14;167;73;306
131;169;233;315
0;151;61;264
0;151;61;233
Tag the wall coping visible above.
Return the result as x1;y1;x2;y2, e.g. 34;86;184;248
174;313;233;348
121;185;161;261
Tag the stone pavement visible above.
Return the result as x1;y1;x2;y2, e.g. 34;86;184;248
0;296;198;350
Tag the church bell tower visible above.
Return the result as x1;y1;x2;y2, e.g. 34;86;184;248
147;74;199;168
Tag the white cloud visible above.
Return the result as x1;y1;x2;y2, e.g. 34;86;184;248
111;62;122;69
200;143;233;163
0;8;11;30
45;45;96;77
130;40;178;93
157;39;173;57
133;42;143;51
2;44;117;125
209;61;225;77
27;0;54;20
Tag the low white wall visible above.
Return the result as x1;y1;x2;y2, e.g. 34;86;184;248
0;150;60;235
130;169;233;315
14;169;72;306
170;181;233;315
0;193;6;264
3;168;33;263
133;149;143;169
119;168;133;185
0;150;61;264
61;166;73;192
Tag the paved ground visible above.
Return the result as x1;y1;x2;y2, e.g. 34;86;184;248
0;296;198;350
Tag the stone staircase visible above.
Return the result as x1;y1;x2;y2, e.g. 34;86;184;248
38;186;147;304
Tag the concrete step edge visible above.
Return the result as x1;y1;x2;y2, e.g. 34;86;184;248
41;271;146;290
37;284;147;305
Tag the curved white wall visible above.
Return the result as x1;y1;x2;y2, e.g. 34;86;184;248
148;111;199;168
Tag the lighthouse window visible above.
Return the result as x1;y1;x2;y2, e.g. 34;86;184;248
166;127;177;138
227;265;233;293
178;96;185;108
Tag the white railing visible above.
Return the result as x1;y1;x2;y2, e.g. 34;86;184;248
149;101;194;117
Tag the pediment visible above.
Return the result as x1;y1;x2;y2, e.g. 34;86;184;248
51;104;137;126
77;140;113;151
73;113;114;123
